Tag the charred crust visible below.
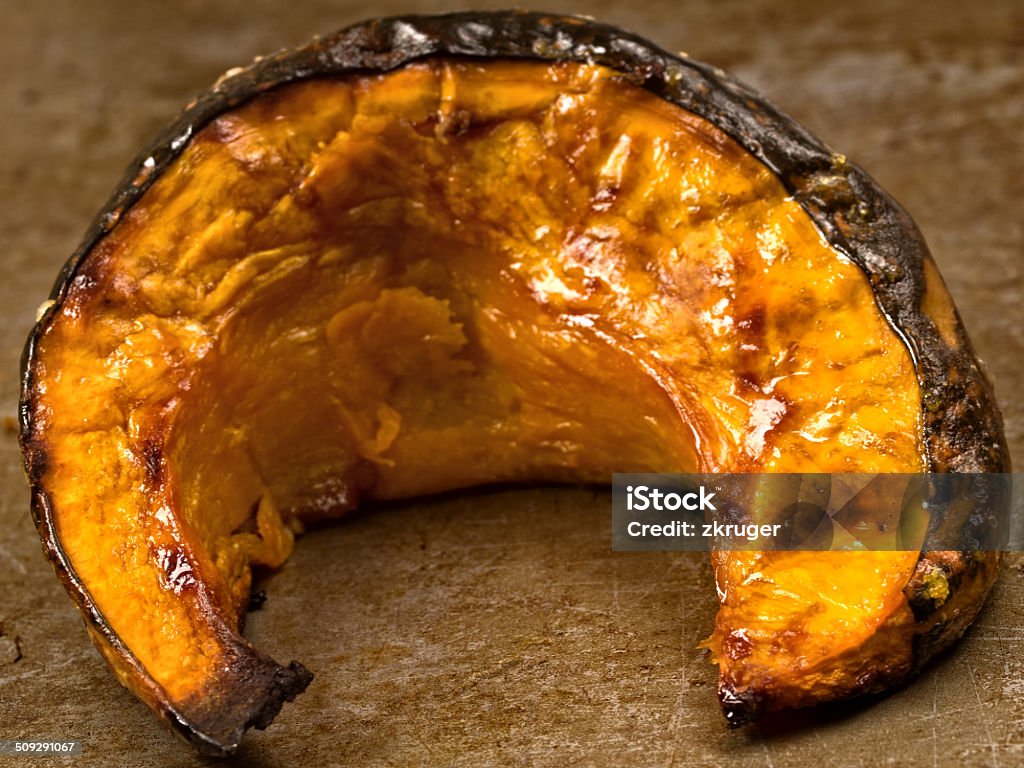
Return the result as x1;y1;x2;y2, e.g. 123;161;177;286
719;678;763;728
177;647;313;756
907;550;1000;668
248;589;268;611
20;439;48;493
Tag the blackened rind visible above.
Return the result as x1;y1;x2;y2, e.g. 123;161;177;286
19;10;1009;748
719;680;763;728
179;645;313;757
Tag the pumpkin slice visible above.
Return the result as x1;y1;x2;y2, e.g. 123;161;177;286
20;12;1007;754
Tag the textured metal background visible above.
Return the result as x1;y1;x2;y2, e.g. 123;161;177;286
1;2;1022;766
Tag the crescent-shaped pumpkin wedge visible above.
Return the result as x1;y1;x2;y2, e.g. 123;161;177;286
20;11;1008;755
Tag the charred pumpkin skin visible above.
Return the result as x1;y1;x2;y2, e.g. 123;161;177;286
19;11;1008;753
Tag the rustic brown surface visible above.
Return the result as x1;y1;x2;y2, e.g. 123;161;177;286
1;1;1022;766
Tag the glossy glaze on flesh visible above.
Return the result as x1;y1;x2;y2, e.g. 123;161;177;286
26;58;925;734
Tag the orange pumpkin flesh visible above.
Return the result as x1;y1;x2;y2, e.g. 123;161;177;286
28;59;936;745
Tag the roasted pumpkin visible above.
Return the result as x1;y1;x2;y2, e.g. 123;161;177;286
19;11;1008;754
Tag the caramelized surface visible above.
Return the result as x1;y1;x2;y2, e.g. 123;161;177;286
31;61;924;711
